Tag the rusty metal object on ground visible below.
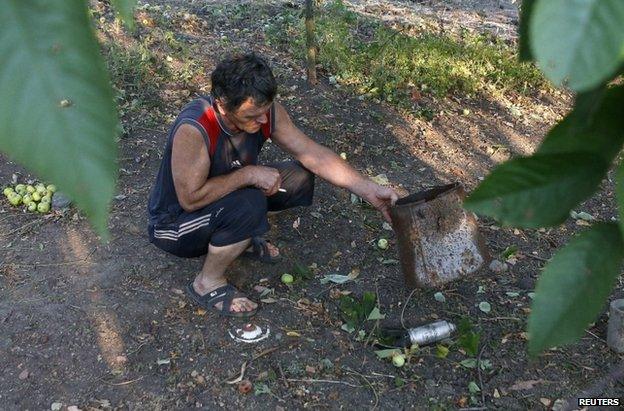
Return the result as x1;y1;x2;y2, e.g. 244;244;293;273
607;299;624;353
389;182;488;288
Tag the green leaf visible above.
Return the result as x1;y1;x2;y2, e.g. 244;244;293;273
111;0;137;29
253;382;271;395
457;318;480;357
468;381;481;394
0;1;118;238
538;86;624;161
374;348;401;359
367;306;385;321
478;301;491;313
465;152;607;228
436;345;449;359
320;274;352;284
466;86;624;227
530;0;624;91
518;0;536;61
528;223;624;356
501;245;518;259
460;358;478;369
361;291;377;319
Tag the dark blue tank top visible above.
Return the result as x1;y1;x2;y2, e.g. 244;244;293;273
148;95;275;226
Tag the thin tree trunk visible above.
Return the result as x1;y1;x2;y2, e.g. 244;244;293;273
304;0;317;85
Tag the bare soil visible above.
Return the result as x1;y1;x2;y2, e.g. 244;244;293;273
1;1;623;410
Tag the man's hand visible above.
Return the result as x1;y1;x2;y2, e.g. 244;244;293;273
246;165;281;196
360;183;400;223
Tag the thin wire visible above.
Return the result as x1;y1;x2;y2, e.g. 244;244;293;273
400;288;418;330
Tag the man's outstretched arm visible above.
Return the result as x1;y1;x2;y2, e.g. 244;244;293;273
271;102;399;221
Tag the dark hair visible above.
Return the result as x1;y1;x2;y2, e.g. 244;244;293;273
211;53;277;112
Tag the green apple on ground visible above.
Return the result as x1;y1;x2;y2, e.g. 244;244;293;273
22;194;33;205
28;202;37;212
15;184;25;192
392;353;406;367
46;184;57;193
26;185;35;193
377;238;389;250
3;187;14;197
281;273;294;284
31;192;41;202
9;194;22;206
41;195;52;203
37;202;50;213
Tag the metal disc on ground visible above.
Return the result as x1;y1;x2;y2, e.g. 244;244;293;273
228;323;270;343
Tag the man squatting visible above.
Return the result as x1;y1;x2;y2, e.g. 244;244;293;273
148;53;399;318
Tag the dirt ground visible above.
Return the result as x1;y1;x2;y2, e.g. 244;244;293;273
1;1;623;410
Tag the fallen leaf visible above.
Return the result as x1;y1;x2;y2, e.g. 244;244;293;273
18;369;29;380
348;268;360;280
374;348;401;359
156;358;171;365
468;381;481;393
508;379;544;391
540;398;552;407
305;365;316;374
371;174;390;185
434;292;446;303
478;301;491;313
320;274;352;284
286;331;301;337
367;307;385;320
260;298;278;304
195;308;207;316
493;388;501;398
293;217;300;229
67;406;82;411
329;288;352;299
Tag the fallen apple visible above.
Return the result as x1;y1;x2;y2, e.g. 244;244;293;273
46;184;57;193
22;194;33;205
41;195;52;203
15;184;26;193
37;202;50;213
377;238;389;250
281;273;294;284
9;194;22;206
31;192;41;202
36;184;46;194
28;202;37;212
3;187;13;197
392;353;405;367
26;185;35;193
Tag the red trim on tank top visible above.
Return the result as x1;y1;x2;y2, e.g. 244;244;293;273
261;108;272;140
196;105;221;157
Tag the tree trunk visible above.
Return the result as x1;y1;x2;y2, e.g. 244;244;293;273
304;0;317;85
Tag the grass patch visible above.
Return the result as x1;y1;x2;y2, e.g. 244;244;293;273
266;0;548;111
97;3;204;124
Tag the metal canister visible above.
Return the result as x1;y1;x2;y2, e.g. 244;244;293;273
407;320;456;346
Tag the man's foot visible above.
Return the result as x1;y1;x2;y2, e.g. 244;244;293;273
192;278;258;314
243;237;282;264
245;242;280;258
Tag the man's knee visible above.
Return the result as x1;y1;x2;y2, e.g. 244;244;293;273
240;188;268;224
